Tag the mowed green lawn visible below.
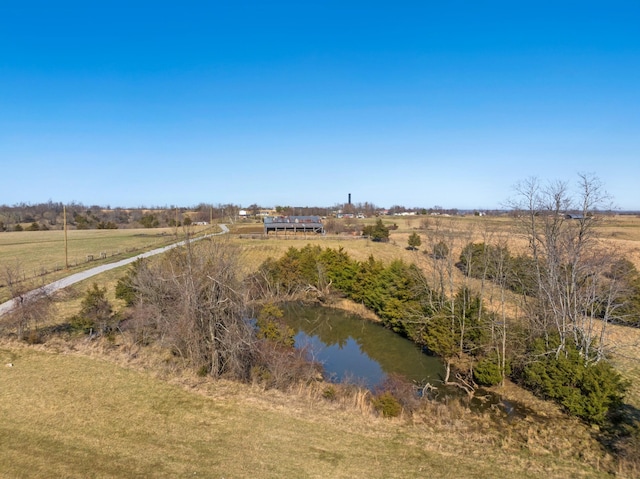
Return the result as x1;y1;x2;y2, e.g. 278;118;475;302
0;345;607;479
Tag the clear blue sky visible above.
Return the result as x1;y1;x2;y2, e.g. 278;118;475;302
1;1;639;210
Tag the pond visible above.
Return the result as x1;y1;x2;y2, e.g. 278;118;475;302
282;303;445;389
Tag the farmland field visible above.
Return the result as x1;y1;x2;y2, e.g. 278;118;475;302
0;225;212;303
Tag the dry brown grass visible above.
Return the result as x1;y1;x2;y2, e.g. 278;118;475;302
0;338;615;479
606;322;640;409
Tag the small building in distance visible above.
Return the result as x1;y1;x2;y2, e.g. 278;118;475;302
263;215;324;235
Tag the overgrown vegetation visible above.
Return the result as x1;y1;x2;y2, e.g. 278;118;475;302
256;302;295;347
606;258;640;327
121;241;255;379
458;241;537;296
253;244;498;386
251;245;437;339
253;178;633;429
112;241;321;390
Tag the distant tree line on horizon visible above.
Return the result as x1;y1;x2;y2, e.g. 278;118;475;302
0;199;512;233
1;194;633;234
0;202;243;232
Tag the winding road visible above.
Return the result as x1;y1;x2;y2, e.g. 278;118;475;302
0;224;229;317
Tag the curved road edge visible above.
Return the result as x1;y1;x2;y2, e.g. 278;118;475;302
0;224;229;317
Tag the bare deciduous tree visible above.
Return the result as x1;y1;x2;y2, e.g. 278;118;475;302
2;261;52;341
130;239;255;379
509;173;619;360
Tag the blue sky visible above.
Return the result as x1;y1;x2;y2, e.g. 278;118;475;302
1;1;639;210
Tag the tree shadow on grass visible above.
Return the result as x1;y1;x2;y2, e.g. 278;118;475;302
600;403;640;472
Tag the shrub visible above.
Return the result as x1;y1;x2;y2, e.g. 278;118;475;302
139;214;159;228
256;303;295;347
407;232;421;250
254;341;321;390
250;365;273;385
520;337;628;424
97;221;118;229
607;258;640;326
318;247;358;293
377;374;420;413
254;245;324;297
458;242;509;279
362;219;390;242
473;352;509;386
69;283;115;335
24;329;43;345
372;391;402;418
115;260;145;306
507;254;537;296
605;409;640;473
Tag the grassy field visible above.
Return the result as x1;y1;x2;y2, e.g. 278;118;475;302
0;342;614;479
0;225;213;303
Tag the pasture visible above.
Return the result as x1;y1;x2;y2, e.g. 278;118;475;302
0;225;211;303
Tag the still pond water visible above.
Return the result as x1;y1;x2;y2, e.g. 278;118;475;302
282;303;445;389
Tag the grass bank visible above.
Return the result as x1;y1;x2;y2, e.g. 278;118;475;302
0;341;613;479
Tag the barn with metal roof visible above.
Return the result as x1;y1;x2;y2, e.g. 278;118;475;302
263;216;324;235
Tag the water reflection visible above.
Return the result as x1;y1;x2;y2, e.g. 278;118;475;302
282;303;444;389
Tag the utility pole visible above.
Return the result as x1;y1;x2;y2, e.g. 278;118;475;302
63;205;69;270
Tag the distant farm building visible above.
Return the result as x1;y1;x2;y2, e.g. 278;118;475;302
263;216;324;235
